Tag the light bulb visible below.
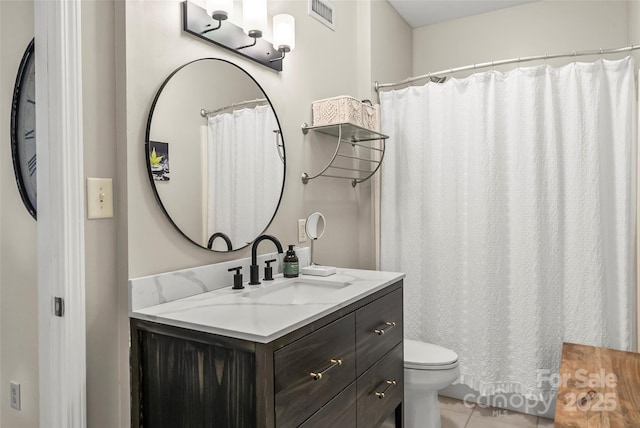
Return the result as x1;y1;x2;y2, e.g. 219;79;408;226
273;14;295;51
242;0;267;38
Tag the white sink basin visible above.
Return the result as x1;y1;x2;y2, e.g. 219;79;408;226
242;278;352;305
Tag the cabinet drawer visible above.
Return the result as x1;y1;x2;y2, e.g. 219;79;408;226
355;287;403;376
299;382;356;428
274;313;356;428
356;344;403;428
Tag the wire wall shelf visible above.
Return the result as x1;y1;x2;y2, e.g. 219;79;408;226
301;122;389;187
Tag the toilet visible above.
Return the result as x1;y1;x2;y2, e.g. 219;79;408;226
404;339;460;428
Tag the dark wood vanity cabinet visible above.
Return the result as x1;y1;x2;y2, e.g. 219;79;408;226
131;280;403;428
274;313;357;427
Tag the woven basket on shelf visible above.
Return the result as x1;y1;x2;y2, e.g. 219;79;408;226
361;101;380;131
312;95;364;127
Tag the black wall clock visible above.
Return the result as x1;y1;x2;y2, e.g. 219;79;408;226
10;38;36;219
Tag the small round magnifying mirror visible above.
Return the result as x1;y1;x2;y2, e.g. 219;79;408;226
302;212;335;276
305;212;326;241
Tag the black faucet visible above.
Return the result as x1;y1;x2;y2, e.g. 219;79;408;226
249;235;283;285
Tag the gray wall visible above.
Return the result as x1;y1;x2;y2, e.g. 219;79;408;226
117;0;412;424
371;0;413;100
0;1;120;427
0;2;38;427
124;0;387;278
6;1;635;426
82;2;120;427
412;0;629;77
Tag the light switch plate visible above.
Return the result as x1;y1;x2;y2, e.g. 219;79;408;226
298;219;307;243
87;178;114;219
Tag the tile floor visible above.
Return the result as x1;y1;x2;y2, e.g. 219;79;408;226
438;396;555;428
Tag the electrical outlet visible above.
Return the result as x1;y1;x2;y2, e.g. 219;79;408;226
298;219;307;243
10;381;20;410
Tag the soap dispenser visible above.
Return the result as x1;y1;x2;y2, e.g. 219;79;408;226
283;245;299;278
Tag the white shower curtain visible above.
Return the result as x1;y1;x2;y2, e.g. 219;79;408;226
207;105;282;249
380;57;636;400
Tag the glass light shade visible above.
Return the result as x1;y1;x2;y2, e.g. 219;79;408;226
272;14;295;51
206;0;233;20
242;0;267;36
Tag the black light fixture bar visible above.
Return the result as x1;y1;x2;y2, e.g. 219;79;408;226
182;1;283;72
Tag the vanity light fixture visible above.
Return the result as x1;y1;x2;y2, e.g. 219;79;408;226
182;0;284;72
203;0;233;32
270;14;295;62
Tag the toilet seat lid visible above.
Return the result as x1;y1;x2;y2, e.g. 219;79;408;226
404;339;459;369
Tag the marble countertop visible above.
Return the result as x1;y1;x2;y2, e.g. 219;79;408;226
130;268;404;343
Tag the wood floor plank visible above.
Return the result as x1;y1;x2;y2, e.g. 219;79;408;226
555;342;640;428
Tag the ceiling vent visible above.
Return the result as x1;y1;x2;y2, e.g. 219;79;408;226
308;0;335;31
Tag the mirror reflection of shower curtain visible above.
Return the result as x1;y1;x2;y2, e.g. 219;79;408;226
207;105;283;249
380;57;637;404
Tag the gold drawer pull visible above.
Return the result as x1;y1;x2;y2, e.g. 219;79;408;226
374;322;396;335
310;358;342;381
374;380;397;399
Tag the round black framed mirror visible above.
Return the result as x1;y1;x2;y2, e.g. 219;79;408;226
145;58;286;252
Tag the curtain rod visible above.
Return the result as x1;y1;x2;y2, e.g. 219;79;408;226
375;44;640;92
200;98;268;117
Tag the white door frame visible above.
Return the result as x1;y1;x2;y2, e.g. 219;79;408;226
34;1;87;427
